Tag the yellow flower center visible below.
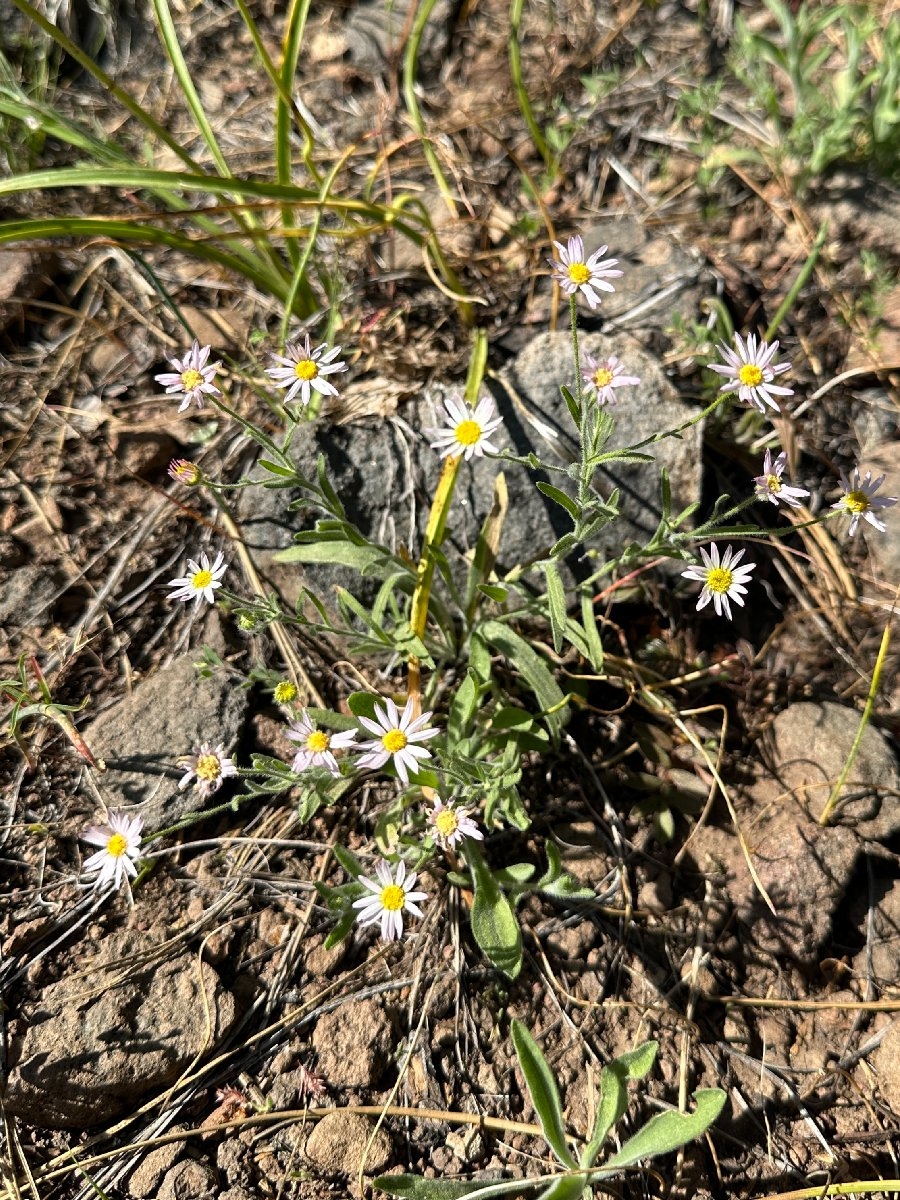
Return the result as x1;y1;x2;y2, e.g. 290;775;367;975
592;368;614;389
294;359;318;381
107;833;128;858
274;682;297;704
181;368;204;391
306;730;331;753
454;419;482;447
435;810;459;838
738;364;764;388
766;474;782;493
845;489;870;514
567;262;591;285
195;753;222;782
192;568;213;590
380;883;406;912
382;729;408;754
706;567;734;595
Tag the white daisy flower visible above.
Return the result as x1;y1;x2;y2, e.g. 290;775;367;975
708;333;793;413
428;393;503;461
155;340;222;412
166;550;227;605
753;449;810;508
581;353;641;405
356;696;440;785
286;710;359;777
265;334;347;408
352;859;428;942
81;810;144;891
427;797;484;851
177;741;238;799
681;543;756;621
548;235;622;310
831;467;897;536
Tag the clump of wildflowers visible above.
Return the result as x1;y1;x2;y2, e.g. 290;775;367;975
155;341;222;412
428;797;483;851
287;711;358;777
356;697;440;785
753;449;810;508
81;810;144;890
167;550;227;606
178;742;238;799
265;333;347;408
709;333;793;413
581;353;640;406
428;394;503;461
549;236;621;309
681;543;756;620
352;859;428;942
831;467;897;536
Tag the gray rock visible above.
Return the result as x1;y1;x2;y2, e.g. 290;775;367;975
128;1135;186;1199
238;333;703;607
82;654;248;832
767;701;900;840
304;1110;393;1174
158;1159;218;1200
5;931;237;1128
312;997;394;1090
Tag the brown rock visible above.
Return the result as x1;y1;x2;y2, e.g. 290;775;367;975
128;1134;186;1198
304;1111;392;1174
312;997;394;1089
5;932;237;1128
158;1159;218;1200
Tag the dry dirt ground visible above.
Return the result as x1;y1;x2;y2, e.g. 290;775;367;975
1;1;900;1198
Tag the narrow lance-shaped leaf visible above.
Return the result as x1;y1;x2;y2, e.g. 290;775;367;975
580;1042;658;1168
466;843;522;979
541;560;567;655
510;1020;577;1168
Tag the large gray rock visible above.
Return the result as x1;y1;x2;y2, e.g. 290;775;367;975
238;333;704;606
5;931;237;1128
82;654;248;832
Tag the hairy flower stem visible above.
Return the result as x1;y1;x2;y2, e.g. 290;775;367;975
408;453;461;712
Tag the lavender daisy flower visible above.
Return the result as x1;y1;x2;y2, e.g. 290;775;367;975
81;810;143;891
356;696;440;785
581;353;641;405
753;449;810;508
428;393;503;460
681;543;756;621
265;334;347;408
708;333;793;414
155;340;222;412
166;550;227;606
352;859;428;941
548;236;622;310
831;467;897;536
286;710;359;777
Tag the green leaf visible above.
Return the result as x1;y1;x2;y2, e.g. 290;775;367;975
479;584;509;602
275;539;394;575
536;481;579;521
549;532;580;560
323;906;356;950
448;671;480;744
332;842;365;878
541;560;567;655
600;1089;726;1173
479;620;567;740
578;587;604;673
257;457;296;478
373;1174;561;1199
580;1043;657;1168
559;384;581;427
467;843;522;978
537;1177;589;1200
510;1020;577;1168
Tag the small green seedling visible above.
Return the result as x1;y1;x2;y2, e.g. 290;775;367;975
374;1021;726;1199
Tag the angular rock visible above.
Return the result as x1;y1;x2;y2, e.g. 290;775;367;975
5;931;237;1128
304;1110;392;1174
82;654;248;832
237;333;704;606
766;701;900;840
312;996;394;1089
